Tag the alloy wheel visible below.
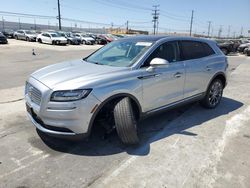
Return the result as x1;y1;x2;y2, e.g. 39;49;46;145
208;81;223;107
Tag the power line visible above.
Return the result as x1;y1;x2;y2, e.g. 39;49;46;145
0;11;55;19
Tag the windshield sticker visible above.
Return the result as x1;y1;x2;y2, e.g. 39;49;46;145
135;42;152;46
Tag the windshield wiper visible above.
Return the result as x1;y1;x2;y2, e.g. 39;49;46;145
83;59;104;65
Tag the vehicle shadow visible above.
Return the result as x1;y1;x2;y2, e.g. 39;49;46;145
37;97;243;156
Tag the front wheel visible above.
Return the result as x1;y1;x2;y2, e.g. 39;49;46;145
26;37;30;42
200;79;223;109
114;97;139;145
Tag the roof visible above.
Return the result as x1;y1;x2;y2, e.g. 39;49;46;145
119;35;215;44
120;35;168;42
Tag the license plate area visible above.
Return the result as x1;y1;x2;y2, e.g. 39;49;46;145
26;103;32;115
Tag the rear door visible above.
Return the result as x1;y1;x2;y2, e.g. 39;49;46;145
179;40;216;98
140;41;185;112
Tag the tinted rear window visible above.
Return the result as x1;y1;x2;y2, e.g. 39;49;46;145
180;41;215;60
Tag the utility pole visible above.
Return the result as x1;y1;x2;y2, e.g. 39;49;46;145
227;25;231;38
126;20;129;34
48;20;50;29
240;26;243;36
18;18;21;29
207;21;211;38
156;20;159;34
218;25;223;38
152;5;160;35
57;0;62;30
189;10;194;36
34;18;36;30
2;16;4;31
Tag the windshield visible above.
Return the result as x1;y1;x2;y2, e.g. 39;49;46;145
25;31;36;34
51;33;59;37
86;41;153;67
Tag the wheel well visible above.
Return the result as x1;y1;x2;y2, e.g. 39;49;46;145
90;95;141;133
213;74;226;88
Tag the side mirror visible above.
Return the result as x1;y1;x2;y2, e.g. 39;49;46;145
146;58;169;72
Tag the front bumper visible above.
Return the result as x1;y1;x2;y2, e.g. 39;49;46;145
25;77;101;137
0;38;8;44
55;40;68;44
85;40;95;45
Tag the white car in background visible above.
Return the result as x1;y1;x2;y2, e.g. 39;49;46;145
37;32;67;45
73;33;95;45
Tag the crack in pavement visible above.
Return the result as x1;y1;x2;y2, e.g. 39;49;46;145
0;98;24;104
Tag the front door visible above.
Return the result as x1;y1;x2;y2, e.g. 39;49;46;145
140;41;185;112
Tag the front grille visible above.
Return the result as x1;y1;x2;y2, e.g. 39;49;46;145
25;82;42;105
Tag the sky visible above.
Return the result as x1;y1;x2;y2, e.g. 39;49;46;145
0;0;249;36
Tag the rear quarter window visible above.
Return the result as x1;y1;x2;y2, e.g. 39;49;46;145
180;41;215;60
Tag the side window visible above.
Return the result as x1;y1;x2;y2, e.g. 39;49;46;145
202;43;215;56
142;41;179;67
180;41;204;60
180;41;215;60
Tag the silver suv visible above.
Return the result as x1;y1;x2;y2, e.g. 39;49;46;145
25;36;228;144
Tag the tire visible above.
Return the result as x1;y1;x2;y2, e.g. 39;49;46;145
15;35;18;40
200;79;223;109
113;97;139;145
26;37;30;42
82;40;86;45
38;38;42;43
221;48;228;55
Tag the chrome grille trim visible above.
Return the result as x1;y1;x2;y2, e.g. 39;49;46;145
25;82;42;106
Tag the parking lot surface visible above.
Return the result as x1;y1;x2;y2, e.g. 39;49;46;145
0;41;250;187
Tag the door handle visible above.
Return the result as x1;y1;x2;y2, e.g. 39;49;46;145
206;66;212;71
174;72;182;78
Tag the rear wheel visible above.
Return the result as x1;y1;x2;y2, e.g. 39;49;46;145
38;38;42;43
15;35;18;40
200;79;223;109
113;97;139;145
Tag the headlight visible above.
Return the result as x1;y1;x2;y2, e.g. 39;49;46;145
50;89;92;102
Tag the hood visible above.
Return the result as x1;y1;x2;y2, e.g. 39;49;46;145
239;43;250;47
26;34;37;37
0;35;6;39
31;59;127;89
51;36;67;40
82;37;95;41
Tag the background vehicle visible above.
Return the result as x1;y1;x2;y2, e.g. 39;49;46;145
0;32;8;44
238;42;250;53
25;36;227;145
73;33;95;45
95;35;109;45
245;47;250;56
56;31;81;45
14;30;37;41
215;40;234;55
37;32;67;45
2;29;14;38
